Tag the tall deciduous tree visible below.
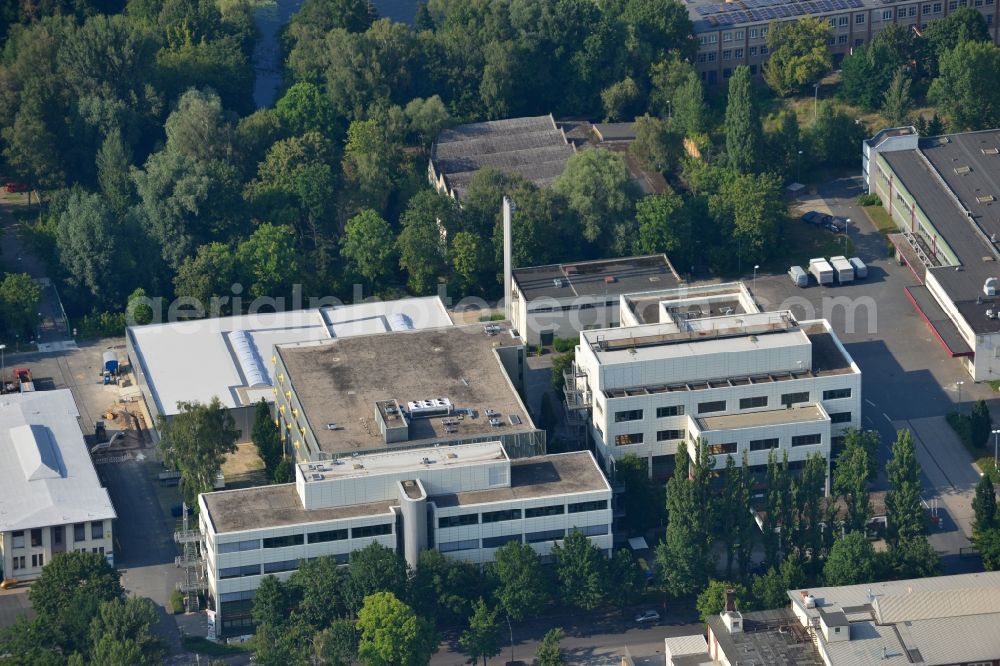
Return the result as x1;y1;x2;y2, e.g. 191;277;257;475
833;430;874;534
342;119;404;213
313;619;360;666
696;580;747;621
235;223;300;300
970;399;992;448
929;40;1000;131
459;599;501;666
551;529;608;611
823;531;878;585
157;397;240;506
885;429;925;545
491;540;550;622
89;597;164;666
553;149;639;251
252;575;288;630
881;68;913;127
973;474;998;535
345;543;409;614
397;191;455;294
763;17;832;96
411;549;486;626
357;592;437;666
536;628;566;666
672;71;706;137
657;441;713;597
0;272;42;338
288;555;349;628
251;400;282;480
724;66;762;173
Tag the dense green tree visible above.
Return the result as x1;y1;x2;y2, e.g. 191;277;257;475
551;529;608;611
607;548;645;611
804;103;867;169
253;620;313;666
397;191;456;294
56;190;131;308
491;185;580;270
313;619;360;666
404;96;451;147
173;242;238;312
273;456;293;483
629;115;681;174
126;287;155;326
763;450;792;567
252;575;289;630
970;399;992;448
973;474;999;535
411;549;486;627
881;68;913;127
157;397;239;506
724;66;762;173
923;6;990;67
766;110;801;181
346;544;409;614
886;429;925;545
733;451;757;579
342;210;397;287
834;430;874;534
553;149;639;252
763;17;831;96
236;223;300;300
89;597;163;666
696;580;747;621
288;555;348;628
648;51;697;118
716;454;742;578
792;453;827;569
96;128;134;215
708;171;784;266
536;628;566;666
929;41;1000;131
459;599;501;666
164;88;236;165
883;538;941;579
823;532;878;586
0;272;42;338
657;441;713;597
977;528;1000;570
342;119;404;213
601;76;641;121
672;71;705;137
491;540;550;622
357;592;437;666
276;82;339;139
29;551;124;655
251;400;283;480
752;557;806;609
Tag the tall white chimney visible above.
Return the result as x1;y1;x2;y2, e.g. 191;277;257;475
503;196;514;321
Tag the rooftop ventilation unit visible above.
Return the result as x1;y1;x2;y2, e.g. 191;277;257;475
983;147;999;155
388;313;415;331
407;398;452;418
985;277;997;297
955;165;971;175
977;195;995;204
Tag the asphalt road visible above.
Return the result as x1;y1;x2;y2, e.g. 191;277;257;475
431;605;702;666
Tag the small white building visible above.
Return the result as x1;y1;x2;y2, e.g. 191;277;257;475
565;300;861;482
0;390;116;581
198;441;611;637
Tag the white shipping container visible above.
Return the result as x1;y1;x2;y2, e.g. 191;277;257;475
808;258;834;285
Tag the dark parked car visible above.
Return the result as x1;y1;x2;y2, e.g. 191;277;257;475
4;182;28;193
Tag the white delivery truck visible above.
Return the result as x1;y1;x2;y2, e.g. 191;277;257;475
849;257;868;278
808;258;834;285
830;256;854;284
788;265;808;287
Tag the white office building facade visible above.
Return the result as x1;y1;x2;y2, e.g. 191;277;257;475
199;442;611;636
566;310;861;482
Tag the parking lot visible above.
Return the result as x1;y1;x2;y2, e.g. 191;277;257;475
751;175;994;570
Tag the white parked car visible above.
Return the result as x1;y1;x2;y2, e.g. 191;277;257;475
635;610;660;623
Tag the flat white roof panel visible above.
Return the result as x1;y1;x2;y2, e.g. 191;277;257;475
0;390;116;532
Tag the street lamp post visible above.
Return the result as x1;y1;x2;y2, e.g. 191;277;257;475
753;265;760;306
0;344;5;393
957;381;965;413
797;149;803;183
666;99;672;124
993;428;1000;470
813;83;820;122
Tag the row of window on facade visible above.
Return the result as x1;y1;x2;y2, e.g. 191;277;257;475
10;546;106;571
611;388;851;424
217;525;611;579
437;500;608;528
9;522;104;549
217;523;393;554
614;428;838;448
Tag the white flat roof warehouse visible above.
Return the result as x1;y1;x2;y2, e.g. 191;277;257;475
127;297;453;417
0;390;116;532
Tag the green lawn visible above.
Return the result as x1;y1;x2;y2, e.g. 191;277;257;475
862;205;896;235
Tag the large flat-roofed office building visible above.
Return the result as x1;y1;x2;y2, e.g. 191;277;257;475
510;254;683;345
565;294;861;481
866;127;1000;380
690;0;1000;87
272;322;544;462
0;390;116;581
199;441;611;636
126;297;452;438
785;572;1000;665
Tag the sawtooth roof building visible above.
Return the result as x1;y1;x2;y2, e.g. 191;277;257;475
428;115;576;200
865;127;1000;380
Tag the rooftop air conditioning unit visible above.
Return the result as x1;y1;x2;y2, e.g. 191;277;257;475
985;277;998;297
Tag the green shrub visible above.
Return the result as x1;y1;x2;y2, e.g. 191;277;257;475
77;311;126;338
477;313;505;322
946;411;973;450
553;337;577;353
170;589;185;614
857;193;881;206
